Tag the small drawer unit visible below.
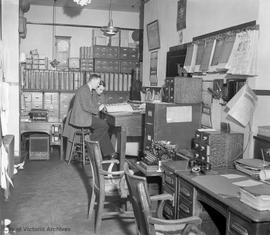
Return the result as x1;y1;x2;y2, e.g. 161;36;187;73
93;45;119;59
119;47;139;60
163;76;202;104
192;129;244;169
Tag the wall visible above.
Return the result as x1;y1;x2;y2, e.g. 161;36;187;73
2;0;19;156
143;0;263;158
21;5;140;59
252;0;270;126
142;0;259;86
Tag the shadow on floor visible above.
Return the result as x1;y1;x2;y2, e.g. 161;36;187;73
2;150;136;235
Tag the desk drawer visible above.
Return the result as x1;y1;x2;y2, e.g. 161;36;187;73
163;170;177;189
229;212;253;235
163;200;175;219
178;179;194;202
178;196;193;218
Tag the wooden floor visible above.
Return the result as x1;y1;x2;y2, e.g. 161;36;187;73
2;150;136;235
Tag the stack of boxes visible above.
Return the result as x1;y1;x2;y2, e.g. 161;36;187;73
25;49;48;70
79;46;94;72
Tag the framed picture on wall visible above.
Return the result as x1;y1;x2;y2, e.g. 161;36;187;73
147;20;160;51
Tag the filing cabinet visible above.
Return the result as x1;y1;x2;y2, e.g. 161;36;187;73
119;47;139;60
120;60;138;73
94;59;119;73
144;102;201;151
93;45;119;59
193;129;243;168
163;76;202;104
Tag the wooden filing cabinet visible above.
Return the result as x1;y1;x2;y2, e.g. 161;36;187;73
144;102;201;151
163;76;202;104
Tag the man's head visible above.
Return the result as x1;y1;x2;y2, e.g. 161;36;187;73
88;74;101;89
96;80;105;95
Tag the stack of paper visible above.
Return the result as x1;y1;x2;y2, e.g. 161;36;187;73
240;184;270;211
105;103;134;113
234;158;270;178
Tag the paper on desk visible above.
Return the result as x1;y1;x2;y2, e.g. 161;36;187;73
233;179;263;187
193;175;240;197
221;174;245;179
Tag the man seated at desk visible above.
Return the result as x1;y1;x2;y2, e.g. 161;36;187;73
62;74;117;161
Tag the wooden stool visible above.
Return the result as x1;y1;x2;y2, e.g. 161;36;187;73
67;128;91;166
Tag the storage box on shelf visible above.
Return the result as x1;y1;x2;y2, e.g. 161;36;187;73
163;76;202;104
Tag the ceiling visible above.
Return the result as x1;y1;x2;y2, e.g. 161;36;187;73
29;0;142;12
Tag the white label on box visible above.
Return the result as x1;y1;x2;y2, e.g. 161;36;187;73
166;106;192;123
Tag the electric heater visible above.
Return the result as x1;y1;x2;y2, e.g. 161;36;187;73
29;134;50;160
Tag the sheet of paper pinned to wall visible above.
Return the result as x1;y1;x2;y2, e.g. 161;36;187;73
166;106;192;123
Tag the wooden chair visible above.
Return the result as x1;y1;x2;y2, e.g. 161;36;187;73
124;162;205;235
86;140;133;234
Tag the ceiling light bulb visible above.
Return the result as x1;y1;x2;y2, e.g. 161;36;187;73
73;0;92;6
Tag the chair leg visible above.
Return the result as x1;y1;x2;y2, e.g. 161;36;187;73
95;193;104;234
82;132;86;167
88;162;95;219
68;135;76;165
88;192;96;220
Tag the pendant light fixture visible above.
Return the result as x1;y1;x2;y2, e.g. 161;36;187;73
73;0;92;6
101;0;119;36
50;0;60;68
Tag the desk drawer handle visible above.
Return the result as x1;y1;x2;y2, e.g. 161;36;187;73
182;188;191;198
231;222;248;235
179;203;190;214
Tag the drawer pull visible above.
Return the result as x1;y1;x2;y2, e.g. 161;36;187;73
179;203;190;214
231;222;248;235
182;188;191;198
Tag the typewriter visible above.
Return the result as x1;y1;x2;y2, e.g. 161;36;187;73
142;140;177;165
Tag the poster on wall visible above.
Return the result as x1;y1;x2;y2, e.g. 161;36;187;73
150;51;158;86
177;0;187;31
147;20;160;51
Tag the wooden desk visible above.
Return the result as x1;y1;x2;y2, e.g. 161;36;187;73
177;168;270;235
20;121;63;160
102;111;144;169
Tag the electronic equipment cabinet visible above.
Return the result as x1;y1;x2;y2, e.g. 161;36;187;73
144;102;201;151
